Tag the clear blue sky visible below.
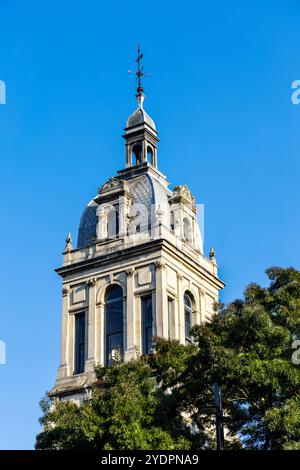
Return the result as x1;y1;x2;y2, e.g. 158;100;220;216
0;0;299;449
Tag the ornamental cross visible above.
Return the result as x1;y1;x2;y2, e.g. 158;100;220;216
128;45;150;94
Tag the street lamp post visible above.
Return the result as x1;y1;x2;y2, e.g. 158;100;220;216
214;383;224;450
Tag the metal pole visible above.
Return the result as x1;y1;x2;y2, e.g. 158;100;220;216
214;383;224;450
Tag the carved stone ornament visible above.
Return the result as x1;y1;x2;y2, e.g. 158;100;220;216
172;185;195;205
154;260;166;270
86;277;97;287
199;287;205;297
63;232;73;254
126;268;135;276
78;376;88;387
62;286;70;297
126;213;136;222
98;177;124;194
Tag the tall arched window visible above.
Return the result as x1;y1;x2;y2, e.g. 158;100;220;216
183;217;192;242
132;144;142;165
75;312;86;374
107;206;119;239
147;146;153;164
170;211;175;231
105;285;123;366
142;295;153;355
184;292;193;344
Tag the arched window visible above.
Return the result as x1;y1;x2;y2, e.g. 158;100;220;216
142;295;153;355
105;285;123;366
75;312;86;374
184;292;193;344
107;206;119;239
132;144;142;165
183;217;192;242
170;211;175;231
147;146;153;164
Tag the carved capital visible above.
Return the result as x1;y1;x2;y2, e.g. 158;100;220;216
86;277;97;287
98;177;127;195
154;260;166;270
156;205;164;224
199;287;205;297
176;272;183;281
62;286;70;297
126;268;135;277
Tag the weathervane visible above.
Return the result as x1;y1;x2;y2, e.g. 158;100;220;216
128;45;150;95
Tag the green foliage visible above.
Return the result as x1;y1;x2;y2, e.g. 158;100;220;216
36;358;192;450
36;267;300;450
153;266;300;450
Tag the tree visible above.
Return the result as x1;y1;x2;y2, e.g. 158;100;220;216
150;267;300;449
36;267;300;450
36;357;193;450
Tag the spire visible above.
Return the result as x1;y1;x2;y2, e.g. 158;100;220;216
63;232;73;253
209;247;218;276
128;45;148;109
136;44;144;95
124;47;158;169
209;247;216;261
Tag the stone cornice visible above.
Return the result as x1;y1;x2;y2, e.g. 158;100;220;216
56;238;225;290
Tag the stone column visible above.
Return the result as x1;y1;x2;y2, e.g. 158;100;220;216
171;204;182;245
124;268;135;361
95;301;104;366
118;195;129;239
153;148;157;168
176;273;185;343
155;261;167;338
86;278;96;373
198;288;205;323
96;206;107;240
126;144;132;167
57;286;70;380
67;312;75;375
174;273;182;340
142;140;147;163
199;288;206;323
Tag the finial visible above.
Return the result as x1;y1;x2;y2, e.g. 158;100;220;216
209;247;216;260
64;232;73;253
136;44;144;95
128;45;150;106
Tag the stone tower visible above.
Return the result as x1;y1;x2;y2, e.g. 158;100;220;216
50;60;224;402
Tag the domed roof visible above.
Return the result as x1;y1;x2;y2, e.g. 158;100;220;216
77;200;97;248
125;93;156;131
126;107;156;130
76;172;171;248
127;173;171;228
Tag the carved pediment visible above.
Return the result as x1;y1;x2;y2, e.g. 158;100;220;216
172;185;195;206
98;177;127;195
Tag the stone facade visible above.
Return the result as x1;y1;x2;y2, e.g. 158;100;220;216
49;89;224;403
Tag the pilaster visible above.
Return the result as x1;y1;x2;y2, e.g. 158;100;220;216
86;278;97;372
155;260;167;338
57;286;70;380
124;268;135;361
